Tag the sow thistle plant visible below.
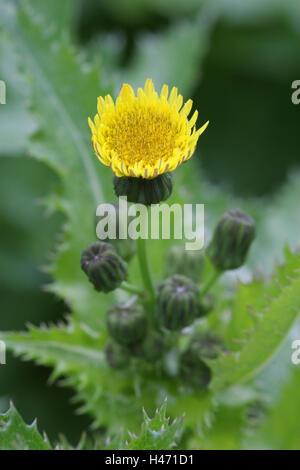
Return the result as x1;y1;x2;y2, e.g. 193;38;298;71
82;79;255;388
3;2;300;448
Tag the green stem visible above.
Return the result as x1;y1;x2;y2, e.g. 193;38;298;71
137;236;155;310
120;281;144;297
199;267;221;301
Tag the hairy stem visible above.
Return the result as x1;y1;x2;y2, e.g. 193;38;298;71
199;267;221;301
137;235;156;312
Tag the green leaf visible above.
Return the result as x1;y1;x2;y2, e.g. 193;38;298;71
122;12;215;97
0;322;214;435
125;399;183;450
250;172;300;272
0;0;76;158
1;0;117;328
0;31;35;157
56;432;88;450
208;247;300;391
0;403;51;450
196;405;243;450
244;367;300;450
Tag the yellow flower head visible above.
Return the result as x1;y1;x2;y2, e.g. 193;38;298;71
88;79;209;179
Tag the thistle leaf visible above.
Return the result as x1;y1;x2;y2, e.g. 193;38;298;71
209;247;300;391
0;403;51;450
243;367;300;450
0;0;117;328
0;322;214;434
125;399;183;450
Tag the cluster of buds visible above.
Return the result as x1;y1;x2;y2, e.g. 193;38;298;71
80;204;256;388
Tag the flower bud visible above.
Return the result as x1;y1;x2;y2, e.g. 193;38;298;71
105;341;130;369
165;244;204;281
95;202;136;262
207;209;256;271
80;241;127;292
106;303;147;346
189;331;224;360
156;274;199;331
113;173;173;206
180;349;211;389
130;331;165;362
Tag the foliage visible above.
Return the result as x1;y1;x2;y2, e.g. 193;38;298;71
0;0;300;451
0;404;51;450
125;400;184;450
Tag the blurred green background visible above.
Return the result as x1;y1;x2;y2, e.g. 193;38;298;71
0;0;299;444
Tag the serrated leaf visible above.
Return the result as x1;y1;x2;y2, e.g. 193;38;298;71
0;31;35;157
56;432;87;450
0;322;214;435
243;367;300;450
1;0;117;328
228;245;300;345
0;403;51;450
125;400;183;450
208;247;300;392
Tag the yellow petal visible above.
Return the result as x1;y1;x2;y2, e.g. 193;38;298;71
188;110;198;128
88;117;96;133
169;87;178;106
97;96;105;115
144;78;155;96
160;84;169;100
120;83;135;100
181;99;193;117
175;94;183;111
195;120;209;137
105;94;114;106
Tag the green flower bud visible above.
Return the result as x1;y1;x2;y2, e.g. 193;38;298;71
207;209;256;271
105;341;130;369
80;241;127;292
165;244;204;281
179;332;224;388
94;202;136;262
189;331;224;360
130;331;165;362
106;303;147;346
113;173;173;205
180;348;211;389
156;274;199;331
197;293;215;318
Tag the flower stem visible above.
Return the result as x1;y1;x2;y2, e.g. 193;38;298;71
137;236;156;310
120;281;145;297
199;267;221;301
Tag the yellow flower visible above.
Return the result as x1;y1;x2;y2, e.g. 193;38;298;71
88;78;209;179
